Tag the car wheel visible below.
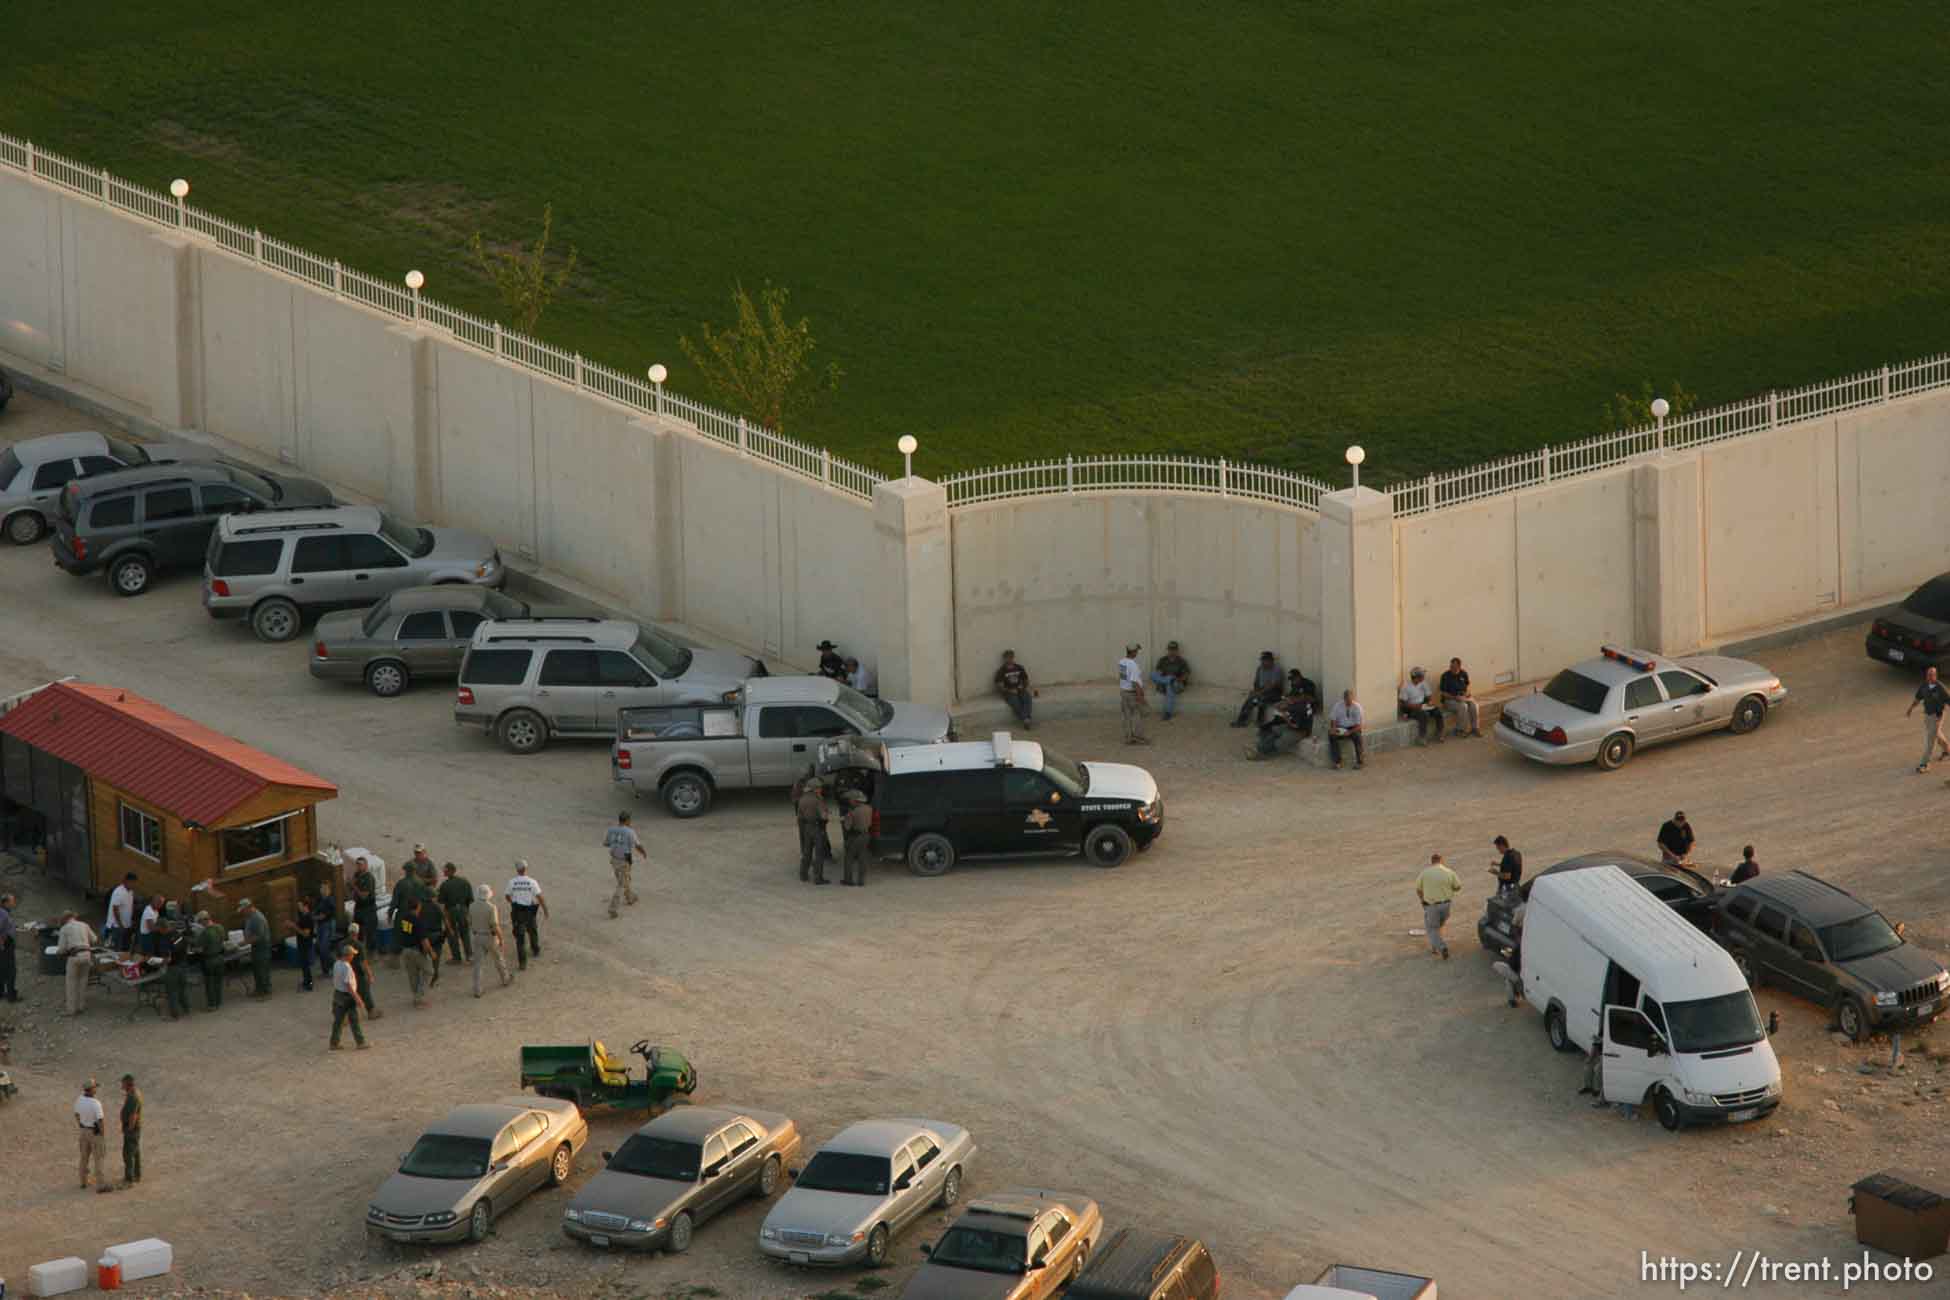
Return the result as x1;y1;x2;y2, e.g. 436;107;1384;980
758;1154;782;1198
661;772;713;818
1652;1086;1684;1132
548;1143;571;1187
4;510;45;545
251;597;301;643
1595;732;1634;771
1730;694;1767;735
1070;1241;1089;1284
667;1210;693;1253
366;660;409;698
110;554;152;597
907;832;956;877
937;1165;962;1208
1545;1005;1575;1053
1838;996;1868;1043
865;1223;890;1268
467;1199;492;1242
1084;824;1134;868
497;709;547;755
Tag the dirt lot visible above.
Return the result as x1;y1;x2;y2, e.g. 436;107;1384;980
0;389;1946;1298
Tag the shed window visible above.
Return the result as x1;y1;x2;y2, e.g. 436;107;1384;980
119;802;163;862
221;813;292;870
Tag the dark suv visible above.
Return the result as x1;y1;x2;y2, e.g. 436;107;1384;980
1067;1228;1219;1300
1715;871;1949;1041
53;460;332;596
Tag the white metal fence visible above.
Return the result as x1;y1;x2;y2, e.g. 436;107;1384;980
7;129;1950;522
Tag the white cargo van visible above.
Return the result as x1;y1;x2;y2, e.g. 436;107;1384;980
1523;863;1781;1130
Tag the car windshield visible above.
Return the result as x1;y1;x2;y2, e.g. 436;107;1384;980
1662;990;1766;1054
929;1226;1028;1274
607;1134;701;1181
795;1151;889;1196
832;684;890;730
484;590;529;620
1042;748;1090;796
399;1134;491;1180
378;512;436;558
359;596;397;637
1542;669;1609;714
633;627;693;677
104;436;148;466
1820;912;1904;963
1901;575;1950;622
220;462;278;500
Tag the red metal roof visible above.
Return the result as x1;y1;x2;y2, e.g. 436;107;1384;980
0;682;336;826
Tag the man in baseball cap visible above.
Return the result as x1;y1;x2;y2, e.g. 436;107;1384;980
1117;643;1150;744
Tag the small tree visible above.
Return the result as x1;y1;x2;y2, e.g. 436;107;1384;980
1604;379;1698;432
469;204;578;335
681;281;841;432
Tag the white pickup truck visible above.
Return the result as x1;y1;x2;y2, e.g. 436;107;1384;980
610;676;953;817
1286;1264;1437;1300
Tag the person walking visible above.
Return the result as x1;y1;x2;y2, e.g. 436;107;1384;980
1150;641;1192;721
1439;657;1484;737
329;942;370;1050
289;897;317;992
345;924;381;1019
1490;836;1523;895
1399;668;1443;744
351;856;383;956
995;650;1035;730
239;898;273;998
1655;811;1695;867
468;884;513;996
397;896;437;1009
1906;666;1950;773
75;1078;110;1193
1328;690;1366;770
437;863;475;962
604;811;646;918
505;860;547;970
311;885;339;980
1731;844;1761;884
1117;643;1151;744
58;909;98;1017
0;891;18;1003
118;1074;143;1186
796;779;834;884
160;915;191;1020
1416;853;1463;960
196;910;226;1010
840;789;873;887
388;847;434;964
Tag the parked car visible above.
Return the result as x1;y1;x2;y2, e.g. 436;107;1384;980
1286;1265;1435;1299
1714;870;1949;1041
1;430;155;544
455;620;769;754
1523;865;1780;1131
202;506;503;642
818;731;1162;874
1477;850;1714;954
311;588;573;697
1495;645;1786;771
52;459;333;596
611;680;955;817
758;1117;977;1268
1067;1228;1220;1300
366;1096;587;1245
903;1188;1103;1298
1866;574;1950;670
563;1105;801;1253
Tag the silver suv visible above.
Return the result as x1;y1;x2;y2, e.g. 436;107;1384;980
202;506;503;643
455;619;764;754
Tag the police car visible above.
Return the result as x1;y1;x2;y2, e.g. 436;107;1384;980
818;731;1163;875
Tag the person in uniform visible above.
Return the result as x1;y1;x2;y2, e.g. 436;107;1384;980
239;898;273;998
388;848;433;966
289;895;318;991
505;860;547;969
0;891;17;1003
397;895;438;1009
840;790;873;887
57;909;98;1017
816;640;846;680
351;856;383;955
159;915;191;1020
311;884;339;980
437;863;475;962
196;910;226;1010
796;778;834;884
118;1073;143;1186
75;1077;110;1192
468;884;513;996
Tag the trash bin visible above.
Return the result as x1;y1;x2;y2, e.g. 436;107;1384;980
1851;1171;1950;1260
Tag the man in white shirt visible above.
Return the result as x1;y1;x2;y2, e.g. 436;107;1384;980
1116;643;1150;745
75;1077;110;1191
138;896;163;956
1398;667;1442;745
1328;689;1365;770
844;657;877;698
58;910;99;1016
104;873;137;952
329;942;369;1050
505;859;547;970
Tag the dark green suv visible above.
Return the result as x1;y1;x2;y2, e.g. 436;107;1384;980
1715;870;1949;1041
53;460;332;596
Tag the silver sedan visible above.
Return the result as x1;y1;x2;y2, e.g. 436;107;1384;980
366;1096;587;1245
1495;646;1786;771
759;1117;977;1268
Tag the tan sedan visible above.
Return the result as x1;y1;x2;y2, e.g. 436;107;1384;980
902;1188;1103;1298
366;1096;588;1244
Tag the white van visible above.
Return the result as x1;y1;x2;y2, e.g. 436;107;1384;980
1523;863;1781;1130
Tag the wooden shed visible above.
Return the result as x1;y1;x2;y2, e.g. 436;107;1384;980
0;680;339;933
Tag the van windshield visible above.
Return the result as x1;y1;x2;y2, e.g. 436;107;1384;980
1662;990;1765;1054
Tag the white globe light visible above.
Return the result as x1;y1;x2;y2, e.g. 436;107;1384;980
648;364;668;385
404;270;425;291
1345;445;1366;466
897;435;919;455
169;178;190;199
1650;398;1670;419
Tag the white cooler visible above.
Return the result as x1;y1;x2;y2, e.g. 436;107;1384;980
27;1256;89;1297
104;1237;174;1281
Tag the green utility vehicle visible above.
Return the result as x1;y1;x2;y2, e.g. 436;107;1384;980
519;1038;697;1113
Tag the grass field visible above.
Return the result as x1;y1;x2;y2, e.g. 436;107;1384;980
6;3;1949;483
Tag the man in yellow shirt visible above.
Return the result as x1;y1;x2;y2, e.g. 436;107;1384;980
1415;853;1462;960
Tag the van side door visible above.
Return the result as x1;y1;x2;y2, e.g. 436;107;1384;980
1599;1004;1666;1108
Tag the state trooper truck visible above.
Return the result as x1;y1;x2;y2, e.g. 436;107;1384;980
818;731;1163;875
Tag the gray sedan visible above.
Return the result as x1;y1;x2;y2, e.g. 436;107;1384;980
1;430;153;544
311;586;566;697
759;1117;976;1268
366;1096;588;1245
1495;646;1786;771
563;1105;801;1252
